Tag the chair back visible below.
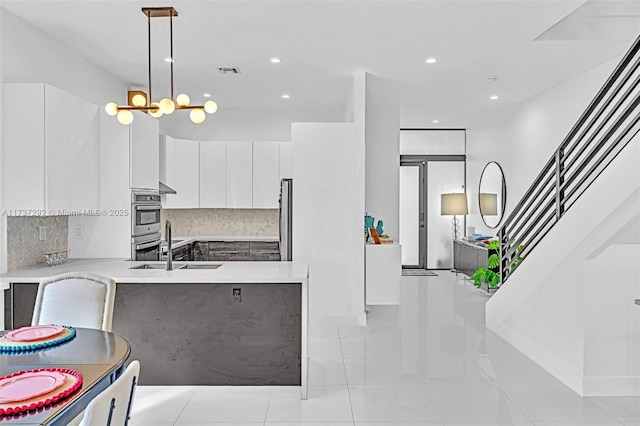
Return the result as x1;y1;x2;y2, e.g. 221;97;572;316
32;272;116;331
80;360;140;426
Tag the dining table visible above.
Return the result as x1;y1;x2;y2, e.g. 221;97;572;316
0;327;131;425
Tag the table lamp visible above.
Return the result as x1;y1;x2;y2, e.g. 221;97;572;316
441;193;469;240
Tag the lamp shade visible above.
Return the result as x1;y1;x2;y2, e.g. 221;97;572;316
479;193;498;215
441;193;469;215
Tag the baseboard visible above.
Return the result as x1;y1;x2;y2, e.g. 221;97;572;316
583;376;640;396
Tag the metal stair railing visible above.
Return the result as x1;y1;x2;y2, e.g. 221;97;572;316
498;34;640;285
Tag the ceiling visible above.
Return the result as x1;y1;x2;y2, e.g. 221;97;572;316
1;0;638;127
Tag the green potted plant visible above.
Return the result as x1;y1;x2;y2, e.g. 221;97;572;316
470;240;501;288
470;240;524;288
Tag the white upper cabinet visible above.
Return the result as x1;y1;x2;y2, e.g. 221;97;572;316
225;141;253;208
160;138;290;209
253;142;280;208
3;84;46;211
199;141;226;208
3;83;99;213
130;111;159;191
164;137;200;208
279;141;293;179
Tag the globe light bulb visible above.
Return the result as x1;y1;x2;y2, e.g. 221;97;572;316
176;93;190;107
159;98;175;114
190;108;206;124
117;110;134;125
131;94;147;107
105;102;118;116
204;100;218;114
148;102;163;118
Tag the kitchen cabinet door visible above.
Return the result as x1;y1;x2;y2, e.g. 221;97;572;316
3;84;46;211
164;137;199;208
252;142;280;208
279;141;293;179
45;84;99;212
145;115;160;191
130;112;159;191
199;141;226;208
225;141;253;208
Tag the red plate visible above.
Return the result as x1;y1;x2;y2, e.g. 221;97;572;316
0;371;67;403
3;325;65;342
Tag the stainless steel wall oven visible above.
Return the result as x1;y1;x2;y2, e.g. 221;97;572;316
131;192;161;260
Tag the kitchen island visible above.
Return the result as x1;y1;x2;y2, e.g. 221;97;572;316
0;259;309;399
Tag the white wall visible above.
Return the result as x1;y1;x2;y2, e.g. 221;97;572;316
160;106;344;142
0;5;6;328
352;73;366;314
364;74;400;241
466;56;621;236
1;9;126;105
292;122;365;326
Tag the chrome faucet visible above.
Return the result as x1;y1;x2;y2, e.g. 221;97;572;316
165;220;172;271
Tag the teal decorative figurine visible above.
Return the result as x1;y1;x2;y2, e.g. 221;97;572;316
376;220;384;237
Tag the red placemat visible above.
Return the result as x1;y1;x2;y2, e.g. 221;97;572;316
0;368;83;417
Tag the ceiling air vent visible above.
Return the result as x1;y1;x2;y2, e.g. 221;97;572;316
218;67;241;74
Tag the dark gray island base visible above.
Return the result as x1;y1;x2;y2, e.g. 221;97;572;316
0;259;310;399
112;282;301;386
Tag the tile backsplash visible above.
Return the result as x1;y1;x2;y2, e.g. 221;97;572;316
161;209;279;237
7;216;68;271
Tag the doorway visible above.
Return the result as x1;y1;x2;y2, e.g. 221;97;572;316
399;156;465;270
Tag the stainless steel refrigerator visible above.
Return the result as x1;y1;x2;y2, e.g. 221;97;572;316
279;178;293;261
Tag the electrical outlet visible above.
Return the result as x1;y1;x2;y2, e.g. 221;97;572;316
232;288;242;302
74;225;84;239
38;225;46;241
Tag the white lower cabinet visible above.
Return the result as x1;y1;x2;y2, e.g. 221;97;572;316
365;243;402;305
3;83;99;213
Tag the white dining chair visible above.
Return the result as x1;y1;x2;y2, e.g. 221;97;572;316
79;360;140;426
32;272;116;332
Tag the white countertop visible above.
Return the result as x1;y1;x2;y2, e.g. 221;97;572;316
0;258;308;287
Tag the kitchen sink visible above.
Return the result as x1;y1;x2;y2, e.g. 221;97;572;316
130;263;186;270
179;264;223;269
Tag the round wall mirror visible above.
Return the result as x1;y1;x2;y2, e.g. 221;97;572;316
478;161;507;228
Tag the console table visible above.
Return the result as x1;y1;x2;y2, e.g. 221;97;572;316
453;239;489;277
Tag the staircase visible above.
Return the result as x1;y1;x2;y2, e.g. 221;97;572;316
497;34;640;285
486;35;640;397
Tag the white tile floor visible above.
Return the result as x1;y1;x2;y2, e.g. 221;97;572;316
129;272;640;425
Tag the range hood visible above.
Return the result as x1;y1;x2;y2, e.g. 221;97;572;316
159;181;177;195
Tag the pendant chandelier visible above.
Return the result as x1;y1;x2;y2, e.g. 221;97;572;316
105;7;217;125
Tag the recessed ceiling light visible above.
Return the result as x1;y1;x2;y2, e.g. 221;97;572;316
433;119;439;123
164;57;175;63
270;57;281;63
411;134;416;138
203;93;211;98
282;94;290;99
426;58;437;64
487;77;497;83
490;95;499;100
